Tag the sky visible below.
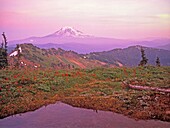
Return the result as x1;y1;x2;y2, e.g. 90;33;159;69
0;0;170;40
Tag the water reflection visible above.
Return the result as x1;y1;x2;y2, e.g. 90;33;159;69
0;102;169;128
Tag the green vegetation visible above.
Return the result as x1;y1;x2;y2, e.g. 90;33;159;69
0;66;170;121
12;43;106;69
139;47;148;66
156;57;161;67
87;45;170;66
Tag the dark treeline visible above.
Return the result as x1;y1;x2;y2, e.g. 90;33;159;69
0;32;8;69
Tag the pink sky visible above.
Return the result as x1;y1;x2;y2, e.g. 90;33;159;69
0;0;170;40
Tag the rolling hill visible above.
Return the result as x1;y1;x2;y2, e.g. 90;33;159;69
83;45;170;66
9;43;110;69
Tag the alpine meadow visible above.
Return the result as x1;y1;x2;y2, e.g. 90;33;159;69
0;1;170;128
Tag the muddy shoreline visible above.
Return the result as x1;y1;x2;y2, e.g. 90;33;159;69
61;92;170;122
1;91;170;122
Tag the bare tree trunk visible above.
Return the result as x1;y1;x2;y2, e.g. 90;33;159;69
122;81;170;93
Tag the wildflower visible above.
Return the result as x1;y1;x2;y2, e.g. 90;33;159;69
133;69;136;77
55;71;59;74
106;78;111;81
123;68;128;76
13;75;18;79
22;76;25;80
92;74;96;77
34;77;37;80
66;77;68;82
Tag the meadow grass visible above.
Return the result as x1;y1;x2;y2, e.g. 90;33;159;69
0;66;169;119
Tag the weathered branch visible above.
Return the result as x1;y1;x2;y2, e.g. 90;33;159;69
2;32;7;49
122;81;170;93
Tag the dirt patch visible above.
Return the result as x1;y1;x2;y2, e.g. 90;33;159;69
68;59;86;68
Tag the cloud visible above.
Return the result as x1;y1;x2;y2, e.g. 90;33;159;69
156;14;170;19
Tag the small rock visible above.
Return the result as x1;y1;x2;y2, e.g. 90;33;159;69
142;96;150;100
144;106;149;110
155;96;159;101
140;100;148;107
128;110;133;115
166;111;170;115
160;92;166;95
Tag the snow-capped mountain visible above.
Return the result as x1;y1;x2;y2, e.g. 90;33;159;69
8;26;170;53
51;26;89;38
9;26;94;46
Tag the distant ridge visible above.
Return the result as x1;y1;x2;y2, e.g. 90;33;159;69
9;43;170;69
157;43;170;51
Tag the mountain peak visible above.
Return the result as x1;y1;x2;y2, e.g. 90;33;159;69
53;26;88;38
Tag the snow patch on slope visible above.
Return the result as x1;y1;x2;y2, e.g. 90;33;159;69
9;47;22;57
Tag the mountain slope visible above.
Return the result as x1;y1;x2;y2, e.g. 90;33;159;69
83;46;170;66
156;43;170;51
9;43;109;69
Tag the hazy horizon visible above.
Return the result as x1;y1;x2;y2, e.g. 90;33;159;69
0;0;170;41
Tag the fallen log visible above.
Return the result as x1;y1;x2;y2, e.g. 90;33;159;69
122;81;170;93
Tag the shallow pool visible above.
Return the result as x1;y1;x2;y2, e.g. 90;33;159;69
0;102;169;128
